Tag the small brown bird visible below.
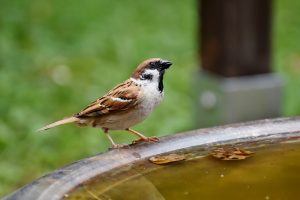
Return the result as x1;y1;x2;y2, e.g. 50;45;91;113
38;58;172;148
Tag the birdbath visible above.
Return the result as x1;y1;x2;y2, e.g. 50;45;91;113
4;117;300;200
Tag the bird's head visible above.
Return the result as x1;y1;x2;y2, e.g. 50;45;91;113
131;58;172;92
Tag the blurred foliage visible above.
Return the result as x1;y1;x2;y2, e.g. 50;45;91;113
274;0;300;115
0;0;300;197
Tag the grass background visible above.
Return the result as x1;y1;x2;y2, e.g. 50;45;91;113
1;0;300;197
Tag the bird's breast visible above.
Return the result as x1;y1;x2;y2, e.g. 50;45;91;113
139;84;164;115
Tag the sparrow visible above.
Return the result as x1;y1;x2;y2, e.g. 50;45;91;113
37;58;172;148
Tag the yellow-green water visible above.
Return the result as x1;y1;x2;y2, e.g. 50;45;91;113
66;142;300;200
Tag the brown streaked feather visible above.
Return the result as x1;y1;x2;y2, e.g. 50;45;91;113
74;79;141;118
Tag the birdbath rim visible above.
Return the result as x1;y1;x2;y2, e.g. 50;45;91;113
4;117;300;200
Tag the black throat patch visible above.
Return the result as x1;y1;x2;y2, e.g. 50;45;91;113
158;70;165;92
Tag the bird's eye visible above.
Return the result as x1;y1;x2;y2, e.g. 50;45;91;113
141;74;153;80
149;62;157;68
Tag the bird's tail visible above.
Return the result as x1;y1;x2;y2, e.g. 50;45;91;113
37;116;78;132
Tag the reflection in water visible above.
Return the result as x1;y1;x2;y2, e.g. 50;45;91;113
67;142;300;200
100;176;165;200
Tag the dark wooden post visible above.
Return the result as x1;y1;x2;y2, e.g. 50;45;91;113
196;0;282;128
200;0;272;77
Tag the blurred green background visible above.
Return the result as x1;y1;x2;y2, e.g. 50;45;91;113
0;0;300;197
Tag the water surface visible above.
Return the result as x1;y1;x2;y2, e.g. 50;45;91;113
66;142;300;200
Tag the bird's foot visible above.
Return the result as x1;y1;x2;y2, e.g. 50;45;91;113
132;136;159;144
110;143;130;149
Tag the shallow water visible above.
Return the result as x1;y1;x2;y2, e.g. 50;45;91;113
66;142;300;200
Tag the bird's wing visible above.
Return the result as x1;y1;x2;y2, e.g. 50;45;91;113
74;80;141;118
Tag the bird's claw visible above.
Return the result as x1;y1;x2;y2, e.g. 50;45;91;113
132;136;159;144
110;144;130;149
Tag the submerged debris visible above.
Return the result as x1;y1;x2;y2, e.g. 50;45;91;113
210;147;254;160
149;153;186;165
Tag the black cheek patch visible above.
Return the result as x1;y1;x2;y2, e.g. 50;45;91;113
142;74;153;80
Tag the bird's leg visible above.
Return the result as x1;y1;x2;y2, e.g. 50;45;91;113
125;128;159;144
102;128;127;149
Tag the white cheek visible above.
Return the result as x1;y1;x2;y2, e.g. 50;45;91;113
130;69;160;86
143;69;160;82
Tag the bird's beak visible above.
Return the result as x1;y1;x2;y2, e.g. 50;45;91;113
160;60;172;69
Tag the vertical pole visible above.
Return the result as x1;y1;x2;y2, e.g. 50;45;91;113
200;0;272;77
196;0;282;128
